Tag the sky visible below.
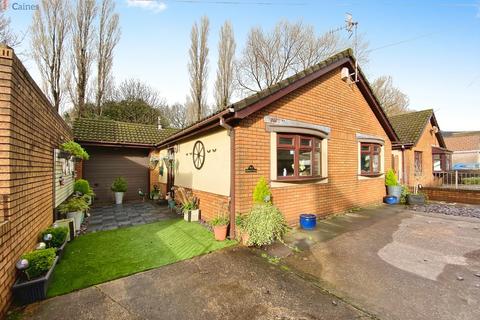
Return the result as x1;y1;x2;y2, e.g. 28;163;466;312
6;0;480;131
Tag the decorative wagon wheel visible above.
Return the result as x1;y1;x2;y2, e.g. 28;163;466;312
192;141;205;170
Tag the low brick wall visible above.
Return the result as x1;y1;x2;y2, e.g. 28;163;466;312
0;46;72;317
422;187;480;205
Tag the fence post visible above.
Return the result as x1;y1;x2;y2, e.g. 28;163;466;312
455;170;458;189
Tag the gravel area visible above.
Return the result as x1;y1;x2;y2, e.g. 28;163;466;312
409;203;480;219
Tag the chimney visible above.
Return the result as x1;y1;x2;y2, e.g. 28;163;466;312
157;116;162;130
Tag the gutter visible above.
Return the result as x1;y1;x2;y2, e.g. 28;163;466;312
219;117;236;239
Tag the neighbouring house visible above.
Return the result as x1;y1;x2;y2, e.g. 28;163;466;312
0;46;73;317
151;49;399;234
443;131;480;169
73;118;177;202
389;109;452;187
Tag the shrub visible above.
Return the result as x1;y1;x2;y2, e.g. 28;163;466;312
236;214;248;232
74;179;94;196
210;215;229;227
60;141;89;160
462;177;480;185
174;187;198;210
252;176;271;204
245;203;288;246
385;169;399;186
111;177;127;192
58;196;89;214
40;227;68;248
21;248;56;280
400;185;410;204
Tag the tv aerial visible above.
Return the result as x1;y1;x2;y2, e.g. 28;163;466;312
331;13;360;84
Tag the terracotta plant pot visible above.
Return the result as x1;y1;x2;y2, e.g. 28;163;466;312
213;225;228;241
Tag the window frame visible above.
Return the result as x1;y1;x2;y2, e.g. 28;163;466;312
414;151;423;175
432;153;452;172
276;134;322;180
360;142;382;176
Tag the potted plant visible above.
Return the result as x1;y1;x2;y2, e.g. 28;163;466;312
385;169;402;203
245;203;289;247
40;226;69;259
58;196;89;232
111;177;127;204
149;185;161;200
60;141;89;161
210;214;229;241
174;187;200;222
74;179;95;205
407;176;426;205
12;248;58;305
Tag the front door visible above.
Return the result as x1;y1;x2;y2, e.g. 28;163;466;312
166;148;175;196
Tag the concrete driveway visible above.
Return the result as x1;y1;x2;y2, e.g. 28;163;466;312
22;247;372;320
284;206;480;320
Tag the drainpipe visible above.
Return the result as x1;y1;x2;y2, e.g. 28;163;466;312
401;145;406;185
220;117;236;239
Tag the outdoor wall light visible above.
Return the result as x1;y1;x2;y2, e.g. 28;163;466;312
15;259;29;271
35;242;46;250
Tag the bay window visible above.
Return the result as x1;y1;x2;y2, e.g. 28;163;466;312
276;134;322;180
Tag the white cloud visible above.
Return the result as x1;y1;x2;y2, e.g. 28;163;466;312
126;0;167;13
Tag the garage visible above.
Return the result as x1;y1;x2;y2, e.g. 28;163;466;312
82;146;149;202
73;118;178;204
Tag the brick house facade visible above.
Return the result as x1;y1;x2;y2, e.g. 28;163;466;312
157;49;399;233
389;110;451;187
0;46;72;317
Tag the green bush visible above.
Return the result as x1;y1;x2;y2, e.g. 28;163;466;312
40;227;68;248
252;176;271;204
111;177;127;192
235;214;248;232
210;215;229;227
400;185;410;204
58;197;89;214
60;141;89;160
245;203;288;246
74;179;94;196
462;177;480;185
385;169;399;186
22;248;56;280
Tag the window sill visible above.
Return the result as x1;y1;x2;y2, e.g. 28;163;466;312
273;176;328;183
358;173;384;180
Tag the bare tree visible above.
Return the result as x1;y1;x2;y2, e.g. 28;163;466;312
295;28;340;71
371;76;410;116
188;16;209;121
0;13;22;47
70;0;97;117
95;0;120;114
115;78;166;108
165;103;188;129
31;0;70;111
214;21;236;109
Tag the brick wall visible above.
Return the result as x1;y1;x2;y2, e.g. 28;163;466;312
234;68;392;225
0;47;72;317
422;187;480;205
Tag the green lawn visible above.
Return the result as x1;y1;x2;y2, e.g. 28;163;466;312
48;219;236;297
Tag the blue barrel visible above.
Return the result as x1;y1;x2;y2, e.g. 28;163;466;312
300;214;317;230
383;195;397;205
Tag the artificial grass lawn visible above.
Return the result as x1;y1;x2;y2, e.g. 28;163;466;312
48;219;236;297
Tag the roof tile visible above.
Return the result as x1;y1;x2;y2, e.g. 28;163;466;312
388;109;433;145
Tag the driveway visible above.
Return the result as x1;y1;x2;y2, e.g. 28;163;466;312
22;247;371;320
283;206;480;320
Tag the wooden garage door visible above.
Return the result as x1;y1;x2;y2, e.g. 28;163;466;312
83;146;149;203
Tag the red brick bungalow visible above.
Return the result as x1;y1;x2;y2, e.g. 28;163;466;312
151;49;400;235
389;109;452;187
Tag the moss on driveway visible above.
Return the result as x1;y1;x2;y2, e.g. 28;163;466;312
48;219;236;297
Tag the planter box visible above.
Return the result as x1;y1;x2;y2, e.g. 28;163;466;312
66;211;83;233
407;194;426;205
387;186;402;203
53;218;75;242
184;209;200;222
12;256;59;305
56;239;68;260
